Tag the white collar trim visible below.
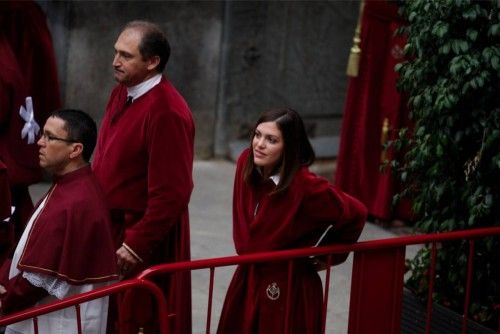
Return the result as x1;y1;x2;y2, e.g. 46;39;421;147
256;167;280;185
269;174;280;185
127;73;162;101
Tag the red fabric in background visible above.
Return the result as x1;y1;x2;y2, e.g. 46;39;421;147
0;32;38;187
2;0;61;128
0;161;10;221
0;32;34;263
0;160;12;264
0;1;62;256
335;0;412;222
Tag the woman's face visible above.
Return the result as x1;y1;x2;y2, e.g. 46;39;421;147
252;121;284;177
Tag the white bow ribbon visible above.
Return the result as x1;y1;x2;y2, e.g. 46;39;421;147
19;97;40;144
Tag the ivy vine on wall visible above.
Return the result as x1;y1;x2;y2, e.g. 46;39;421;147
393;0;499;327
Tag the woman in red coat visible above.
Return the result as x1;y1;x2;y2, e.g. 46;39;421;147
217;108;368;334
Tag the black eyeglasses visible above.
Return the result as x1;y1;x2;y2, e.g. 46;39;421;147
40;132;79;143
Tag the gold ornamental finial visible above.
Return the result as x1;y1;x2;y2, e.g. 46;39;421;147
380;118;390;163
138;327;144;334
346;0;365;77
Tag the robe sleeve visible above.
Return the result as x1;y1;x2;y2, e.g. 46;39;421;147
0;273;48;314
123;106;194;261
298;173;367;264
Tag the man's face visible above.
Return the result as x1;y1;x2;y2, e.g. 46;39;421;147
37;116;75;175
112;28;152;87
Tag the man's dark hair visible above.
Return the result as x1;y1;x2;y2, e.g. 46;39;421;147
51;109;97;162
124;20;170;73
243;108;316;195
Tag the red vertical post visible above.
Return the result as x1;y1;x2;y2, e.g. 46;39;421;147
33;317;39;334
321;255;333;334
75;304;82;334
348;246;406;334
205;267;215;334
425;243;438;334
462;240;475;334
284;260;295;334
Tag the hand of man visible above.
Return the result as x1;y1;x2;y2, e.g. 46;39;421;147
116;245;139;277
0;285;6;294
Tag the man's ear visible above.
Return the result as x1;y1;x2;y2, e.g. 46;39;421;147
69;143;84;160
147;55;161;71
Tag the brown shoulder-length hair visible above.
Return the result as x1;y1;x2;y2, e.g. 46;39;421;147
243;108;315;195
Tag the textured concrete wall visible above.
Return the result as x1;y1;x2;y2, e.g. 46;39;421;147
215;1;358;156
41;1;358;158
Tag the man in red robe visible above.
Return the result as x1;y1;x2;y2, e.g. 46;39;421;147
0;1;62;259
335;0;412;224
92;21;194;334
0;109;118;333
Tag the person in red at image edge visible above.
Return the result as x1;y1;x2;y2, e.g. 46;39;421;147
0;109;118;334
0;27;33;265
217;108;367;334
2;0;62;122
0;160;10;221
92;20;194;334
0;0;62;263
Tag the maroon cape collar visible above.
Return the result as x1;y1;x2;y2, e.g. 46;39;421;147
52;164;92;185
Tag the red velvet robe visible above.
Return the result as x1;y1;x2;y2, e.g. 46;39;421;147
0;160;12;262
1;0;62;126
0;31;35;264
93;77;194;334
0;160;10;221
217;149;367;334
335;1;412;222
0;1;62;261
0;165;118;314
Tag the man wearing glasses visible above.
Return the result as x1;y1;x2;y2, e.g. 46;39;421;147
0;109;118;333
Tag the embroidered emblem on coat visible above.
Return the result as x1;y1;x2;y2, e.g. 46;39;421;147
266;282;280;300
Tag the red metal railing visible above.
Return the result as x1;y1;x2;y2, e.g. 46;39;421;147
138;226;500;334
1;226;499;333
0;278;168;334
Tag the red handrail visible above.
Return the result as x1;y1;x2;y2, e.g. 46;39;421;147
0;278;169;333
138;226;500;278
136;226;500;334
1;226;499;333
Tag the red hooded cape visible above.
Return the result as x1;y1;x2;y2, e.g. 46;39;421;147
18;166;118;284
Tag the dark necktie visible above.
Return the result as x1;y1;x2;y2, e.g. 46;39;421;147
111;95;133;124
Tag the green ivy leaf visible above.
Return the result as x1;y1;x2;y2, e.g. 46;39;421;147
491;56;499;70
466;28;478;41
488;23;499;37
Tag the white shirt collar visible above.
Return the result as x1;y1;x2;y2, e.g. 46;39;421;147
257;168;280;185
127;73;162;101
269;174;280;185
